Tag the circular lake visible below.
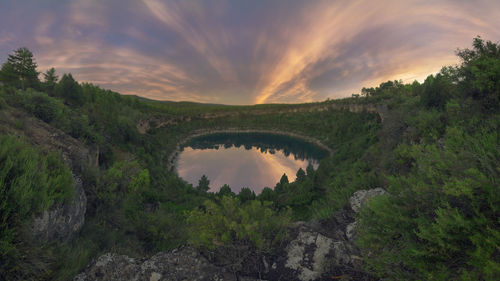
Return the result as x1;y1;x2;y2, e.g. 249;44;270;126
175;132;329;194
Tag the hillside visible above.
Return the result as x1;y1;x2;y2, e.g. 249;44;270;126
0;37;499;280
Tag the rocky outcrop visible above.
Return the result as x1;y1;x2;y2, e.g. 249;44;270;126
0;108;93;241
74;246;254;281
349;188;387;214
30;174;87;241
136;102;387;134
74;188;386;281
23;115;93;241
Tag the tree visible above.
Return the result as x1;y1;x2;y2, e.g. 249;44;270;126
456;36;500;111
55;73;85;106
0;62;19;87
279;173;289;185
218;184;234;197
420;73;452;109
196;175;210;192
296;168;306;183
43;68;58;96
306;163;315;177
258;187;276;202
238;187;256;203
5;47;40;90
274;173;289;193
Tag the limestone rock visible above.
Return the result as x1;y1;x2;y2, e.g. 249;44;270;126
74;246;246;281
20;111;93;241
75;188;391;281
30;174;87;241
349;188;386;213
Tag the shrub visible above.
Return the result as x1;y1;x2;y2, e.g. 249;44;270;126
26;92;63;123
0;135;73;280
0;96;6;109
356;126;500;280
186;196;291;251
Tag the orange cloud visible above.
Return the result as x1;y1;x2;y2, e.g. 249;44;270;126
4;0;499;104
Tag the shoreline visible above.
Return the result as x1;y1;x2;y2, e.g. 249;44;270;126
166;128;334;171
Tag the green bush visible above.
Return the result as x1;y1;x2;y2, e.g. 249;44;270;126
0;96;6;109
25;91;63;123
0;135;73;280
186;196;291;251
356;125;500;280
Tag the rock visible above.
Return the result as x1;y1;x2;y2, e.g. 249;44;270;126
285;230;329;281
345;222;358;240
268;219;365;281
11;111;95;241
74;246;240;281
349;188;386;213
75;188;389;281
30;174;87;241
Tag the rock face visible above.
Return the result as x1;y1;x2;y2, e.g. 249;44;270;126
24;116;93;241
74;188;386;281
0;108;93;241
136;102;387;134
349;188;387;214
30;175;87;241
74;246;255;281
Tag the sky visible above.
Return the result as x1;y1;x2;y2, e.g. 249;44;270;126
0;0;499;105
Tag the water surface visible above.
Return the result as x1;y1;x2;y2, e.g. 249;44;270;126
176;133;328;194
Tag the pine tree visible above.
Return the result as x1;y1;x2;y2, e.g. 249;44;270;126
43;67;58;96
197;175;210;192
6;47;40;90
55;73;85;106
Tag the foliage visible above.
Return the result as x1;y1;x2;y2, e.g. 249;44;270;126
186;196;292;251
55;73;85;107
0;136;73;280
197;174;210;192
0;37;498;280
237;187;256;202
217;184;235;197
457;36;500;111
357;123;500;280
43;67;58;96
3;47;40;90
420;72;453;109
24;90;64;123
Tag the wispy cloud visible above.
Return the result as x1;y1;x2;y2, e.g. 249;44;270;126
142;0;238;83
0;0;499;104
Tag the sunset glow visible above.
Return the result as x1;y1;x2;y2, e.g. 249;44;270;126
176;146;317;193
1;0;499;104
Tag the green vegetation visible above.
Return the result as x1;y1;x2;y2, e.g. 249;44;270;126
0;37;498;280
0;136;73;280
187;196;291;251
186;196;291;271
355;36;500;280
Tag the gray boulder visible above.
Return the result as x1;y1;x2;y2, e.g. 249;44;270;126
74;246;259;281
349;188;386;213
30;174;87;241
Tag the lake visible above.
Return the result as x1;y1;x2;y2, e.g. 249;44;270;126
175;132;328;194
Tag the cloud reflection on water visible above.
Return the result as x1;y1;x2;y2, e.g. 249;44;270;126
176;145;318;194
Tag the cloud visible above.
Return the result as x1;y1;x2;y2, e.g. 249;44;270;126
250;0;500;103
142;0;238;83
1;0;499;104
